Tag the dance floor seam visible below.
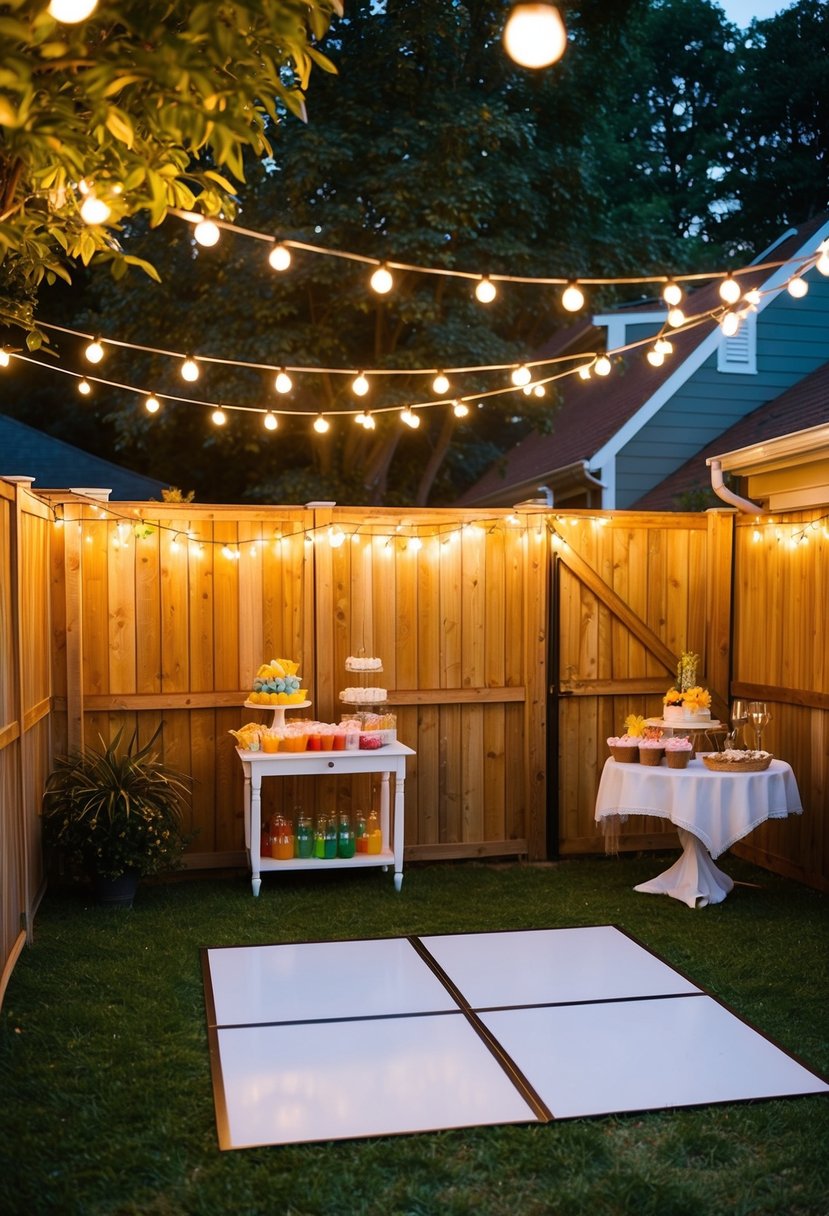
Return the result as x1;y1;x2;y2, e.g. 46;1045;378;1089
202;926;828;1150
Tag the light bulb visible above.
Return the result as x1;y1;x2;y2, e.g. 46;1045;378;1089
84;338;104;364
401;408;420;428
362;412;376;430
662;280;683;307
194;219;220;247
263;412;278;431
655;337;673;356
355;412;369;427
78;378;92;395
816;250;829;276
787;276;808;298
667;307;685;328
744;288;762;306
48;0;98;23
432;372;450;395
533;384;545;397
475;277;497;304
719;275;741;305
145;395;161;414
79;193;110;224
503;3;567;69
720;311;741;337
0;349;9;368
646;348;664;367
561;282;584;312
211;408;226;426
328;526;345;548
370;264;394;294
268;243;292;271
594;356;611;377
577;365;591;381
511;365;532;387
351;373;369;397
181;357;199;382
452;400;469;418
409;536;423;552
313;415;330;433
274;370;293;394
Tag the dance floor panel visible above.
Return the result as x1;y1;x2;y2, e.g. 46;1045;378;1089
202;927;828;1150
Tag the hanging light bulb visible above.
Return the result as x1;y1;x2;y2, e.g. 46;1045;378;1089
370;264;394;294
719;275;741;305
181;356;199;382
561;282;585;312
432;371;450;395
84;338;104;364
274;369;293;394
646;347;664;367
328;526;345;548
263;412;278;431
667;306;686;328
211;408;227;426
452;400;469;418
594;356;612;377
0;349;9;368
193;219;220;247
511;364;532;387
79;192;110;225
533;384;545;397
577;365;591;381
145;395;161;414
351;372;369;397
48;0;98;21
662;280;683;307
503;3;567;69
787;276;808;298
720;311;741;337
400;407;420;428
744;288;762;307
655;337;673;356
475;276;497;304
816;246;829;276
268;242;292;271
78;378;92;395
362;412;376;430
313;414;330;433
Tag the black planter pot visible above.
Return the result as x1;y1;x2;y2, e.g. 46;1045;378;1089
93;870;140;909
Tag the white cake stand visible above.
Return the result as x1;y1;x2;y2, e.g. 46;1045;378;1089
244;699;311;729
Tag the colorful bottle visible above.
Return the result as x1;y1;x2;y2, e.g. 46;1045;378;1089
324;814;338;859
338;812;356;858
355;812;368;854
295;813;314;859
314;815;327;859
366;809;382;855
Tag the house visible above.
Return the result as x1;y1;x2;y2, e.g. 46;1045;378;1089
0;412;169;500
458;216;829;512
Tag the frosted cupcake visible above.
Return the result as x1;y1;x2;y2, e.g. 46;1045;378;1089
664;736;693;768
607;735;640;763
638;737;665;766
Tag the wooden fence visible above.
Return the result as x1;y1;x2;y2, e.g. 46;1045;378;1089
1;482;826;1003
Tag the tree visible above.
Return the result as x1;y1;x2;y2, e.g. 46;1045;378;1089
0;0;341;333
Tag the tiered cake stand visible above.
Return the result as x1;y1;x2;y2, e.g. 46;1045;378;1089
243;700;312;730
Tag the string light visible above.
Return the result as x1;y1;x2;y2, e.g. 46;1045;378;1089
313;414;330;433
211;408;226;426
79;192;110;225
351;373;370;397
503;2;567;69
816;246;829;276
720;311;741;337
452;400;469;417
577;365;591;381
432;372;450;395
274;369;293;394
561;282;585;312
145;395;161;414
48;0;98;21
667;306;686;328
400;407;420;428
475;277;497;304
181;356;199;382
511;365;532;387
263;412;278;431
78;378;92;395
268;243;292;271
0;349;10;368
370;264;394;294
194;219;221;247
84;338;104;364
787;276;808;298
646;347;664;367
663;281;683;306
594;356;611;377
719;275;741;305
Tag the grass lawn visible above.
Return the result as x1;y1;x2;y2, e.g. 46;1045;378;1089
1;855;827;1216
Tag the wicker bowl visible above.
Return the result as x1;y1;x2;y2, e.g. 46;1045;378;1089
703;754;773;773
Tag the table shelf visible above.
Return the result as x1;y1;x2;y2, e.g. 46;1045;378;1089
255;849;394;873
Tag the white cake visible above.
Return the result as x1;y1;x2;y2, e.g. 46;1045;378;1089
339;686;387;704
345;656;383;672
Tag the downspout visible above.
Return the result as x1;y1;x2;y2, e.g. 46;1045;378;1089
708;458;761;514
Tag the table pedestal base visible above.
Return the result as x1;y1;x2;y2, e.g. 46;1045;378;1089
634;829;734;909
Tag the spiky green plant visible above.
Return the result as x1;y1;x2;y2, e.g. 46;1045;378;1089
40;727;191;880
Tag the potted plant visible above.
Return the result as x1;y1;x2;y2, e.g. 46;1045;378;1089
41;726;191;907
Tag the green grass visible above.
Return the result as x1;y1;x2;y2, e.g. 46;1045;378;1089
1;856;827;1216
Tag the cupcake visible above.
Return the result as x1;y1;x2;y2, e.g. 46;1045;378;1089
607;735;640;763
638;737;665;766
664;736;693;768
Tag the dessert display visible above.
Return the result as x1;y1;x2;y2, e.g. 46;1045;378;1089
339;686;388;704
339;653;388;706
248;658;308;705
662;651;711;722
703;748;773;772
345;656;383;672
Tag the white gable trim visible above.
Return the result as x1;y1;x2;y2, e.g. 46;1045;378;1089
592;311;668;353
589;219;829;473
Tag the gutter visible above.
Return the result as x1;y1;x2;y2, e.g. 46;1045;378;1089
708;458;761;514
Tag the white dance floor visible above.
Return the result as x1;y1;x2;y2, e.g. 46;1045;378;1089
201;926;828;1150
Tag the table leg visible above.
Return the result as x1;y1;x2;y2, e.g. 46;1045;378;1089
250;773;262;897
634;828;734;909
393;767;404;892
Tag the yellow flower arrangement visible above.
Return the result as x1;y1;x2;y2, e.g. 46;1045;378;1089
663;687;684;706
681;686;711;712
624;714;647;737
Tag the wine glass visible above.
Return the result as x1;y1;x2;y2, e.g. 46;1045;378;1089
729;699;749;749
748;701;771;751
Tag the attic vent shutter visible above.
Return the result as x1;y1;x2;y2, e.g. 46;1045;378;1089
717;312;757;375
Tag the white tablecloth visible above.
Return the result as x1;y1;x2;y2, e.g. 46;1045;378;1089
594;757;802;858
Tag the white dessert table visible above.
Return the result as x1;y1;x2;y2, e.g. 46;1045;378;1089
594;757;803;908
237;741;415;896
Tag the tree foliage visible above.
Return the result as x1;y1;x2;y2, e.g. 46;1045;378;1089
0;0;341;332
